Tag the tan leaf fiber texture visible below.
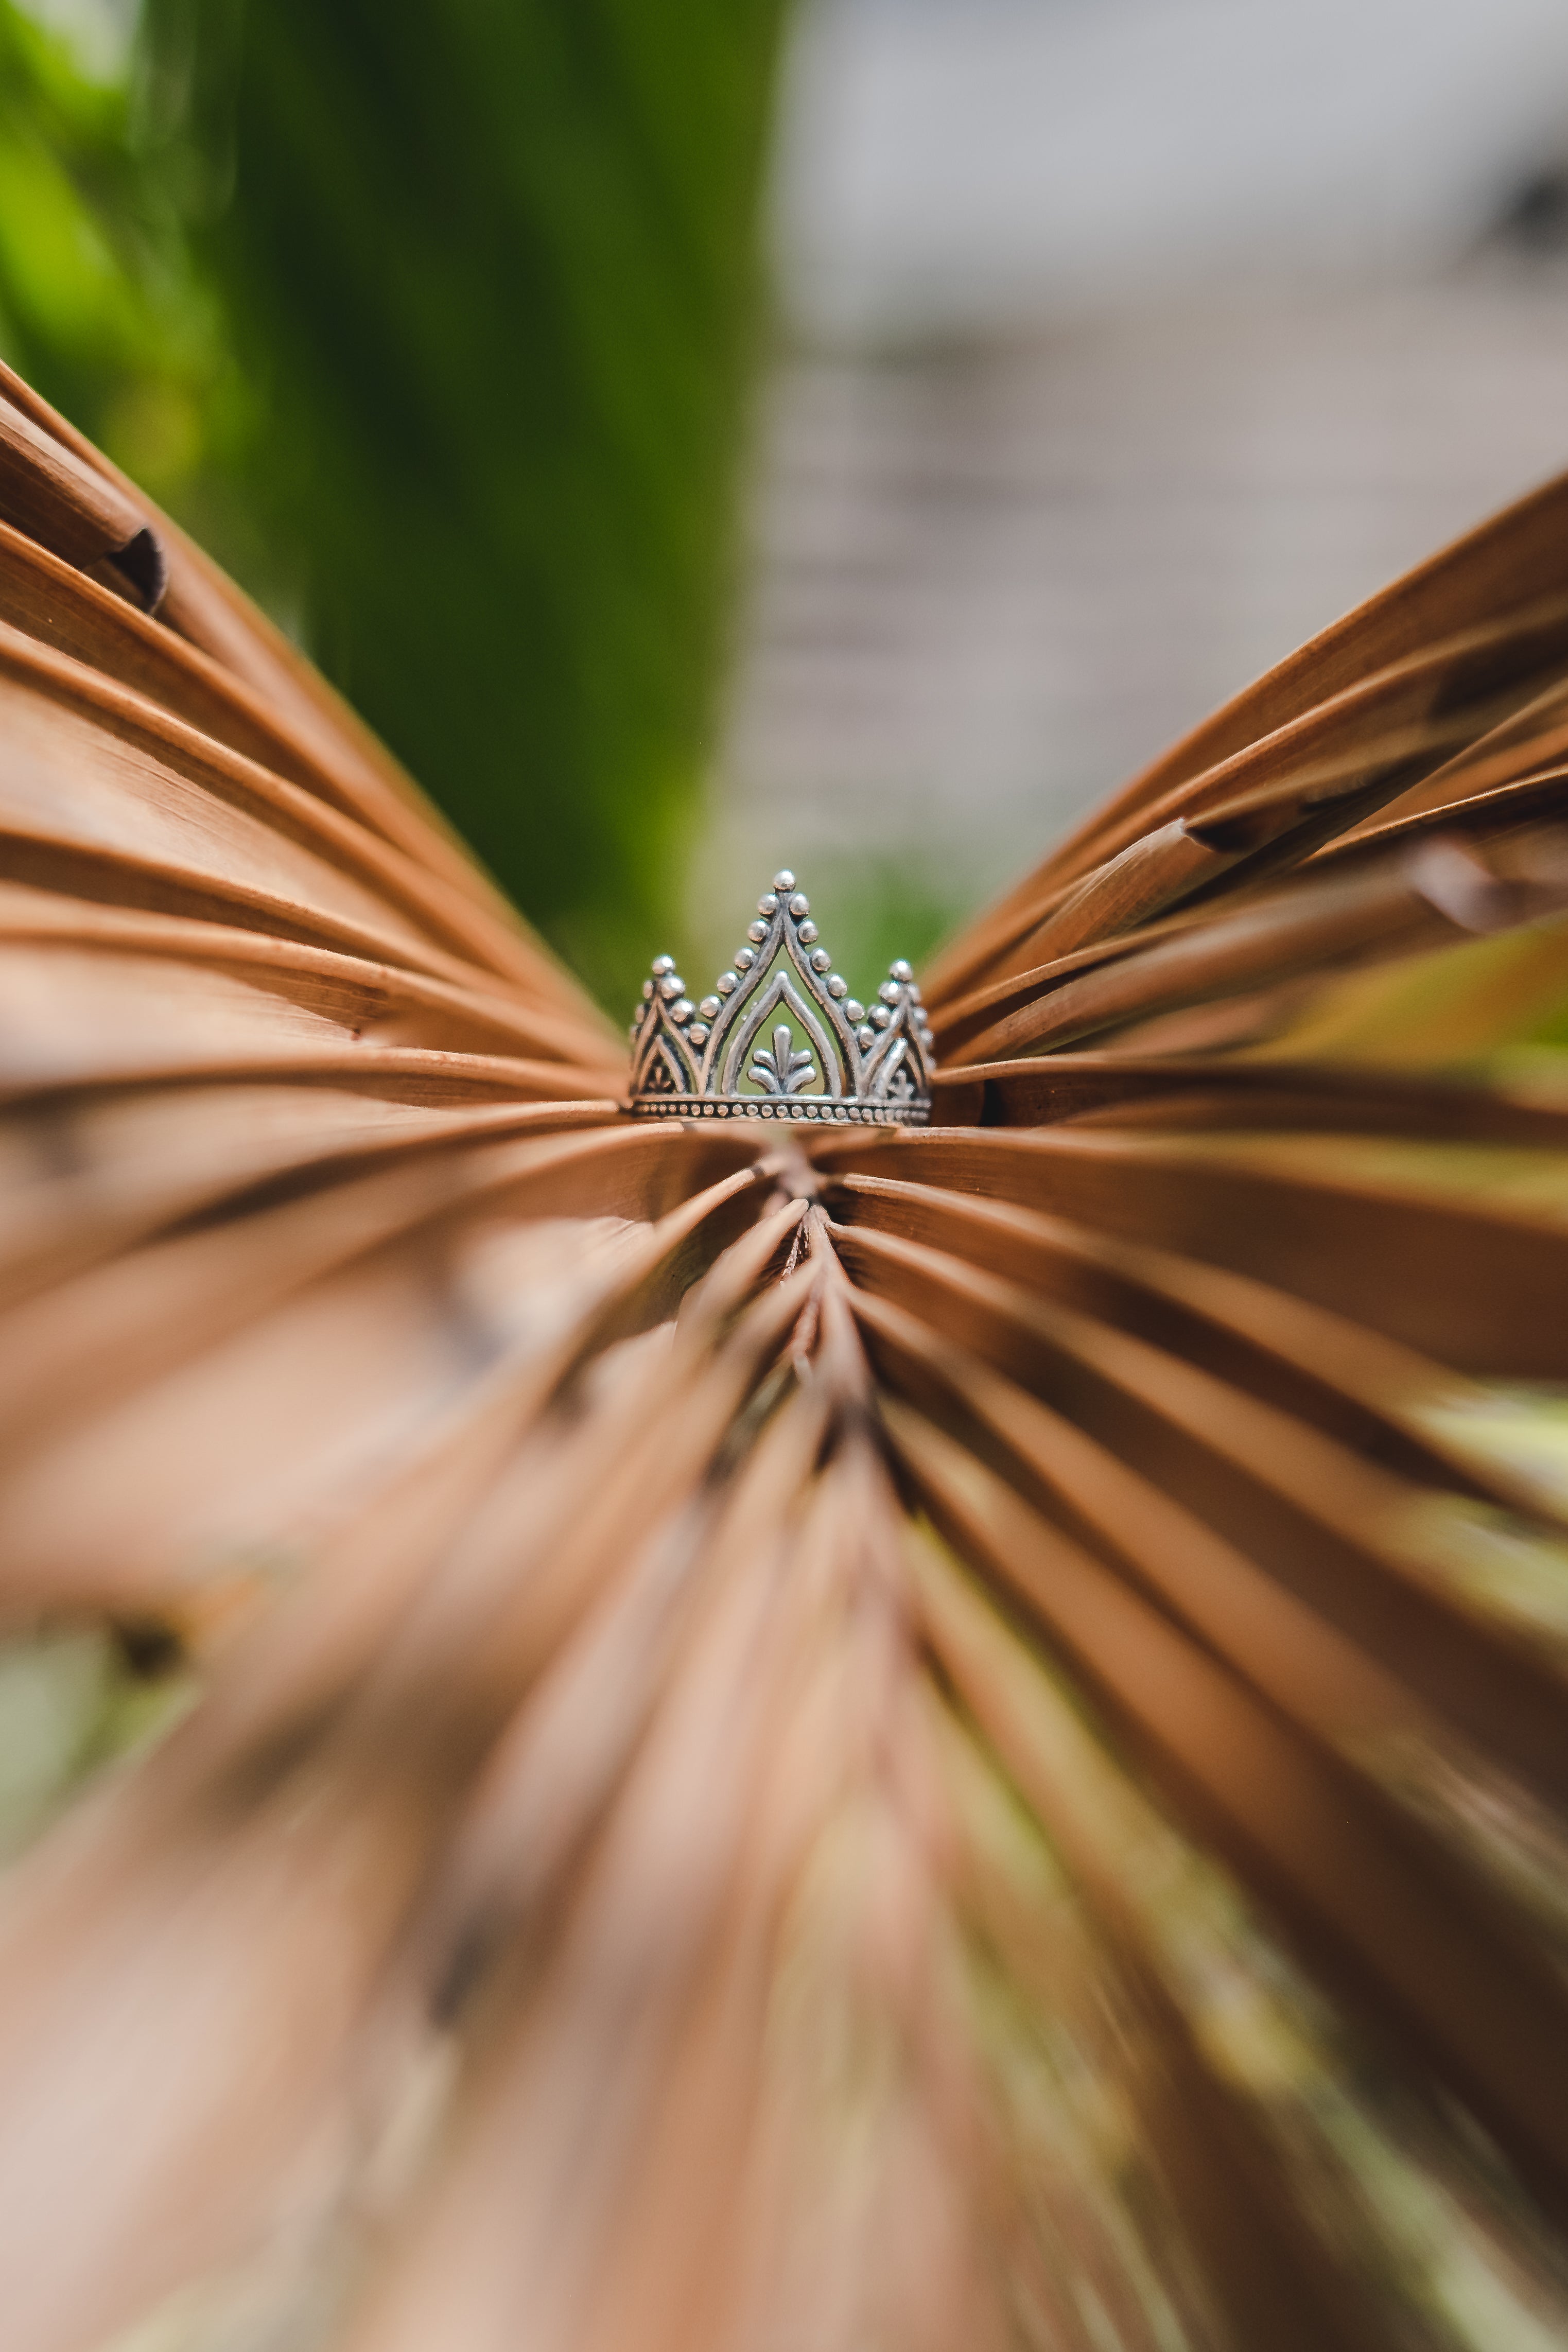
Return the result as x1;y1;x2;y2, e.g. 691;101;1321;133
4;357;1568;2351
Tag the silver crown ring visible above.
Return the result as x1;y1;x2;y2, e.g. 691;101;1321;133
626;873;933;1125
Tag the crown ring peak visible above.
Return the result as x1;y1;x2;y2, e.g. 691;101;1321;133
626;869;932;1125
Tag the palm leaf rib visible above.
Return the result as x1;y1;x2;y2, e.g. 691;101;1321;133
3;365;1568;2350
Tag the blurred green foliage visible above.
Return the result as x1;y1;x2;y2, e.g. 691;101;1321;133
0;2;247;495
0;0;790;1009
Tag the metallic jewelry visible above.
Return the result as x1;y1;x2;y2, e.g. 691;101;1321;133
626;872;933;1124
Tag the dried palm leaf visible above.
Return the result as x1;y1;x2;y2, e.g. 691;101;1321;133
3;359;1568;2352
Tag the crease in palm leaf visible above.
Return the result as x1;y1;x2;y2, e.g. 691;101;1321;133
4;353;1568;2352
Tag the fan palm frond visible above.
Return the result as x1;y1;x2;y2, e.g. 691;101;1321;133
3;359;1568;2351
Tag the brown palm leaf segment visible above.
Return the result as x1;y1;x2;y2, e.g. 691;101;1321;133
3;346;1568;2352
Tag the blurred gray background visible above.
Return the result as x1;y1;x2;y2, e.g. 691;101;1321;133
696;0;1568;970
